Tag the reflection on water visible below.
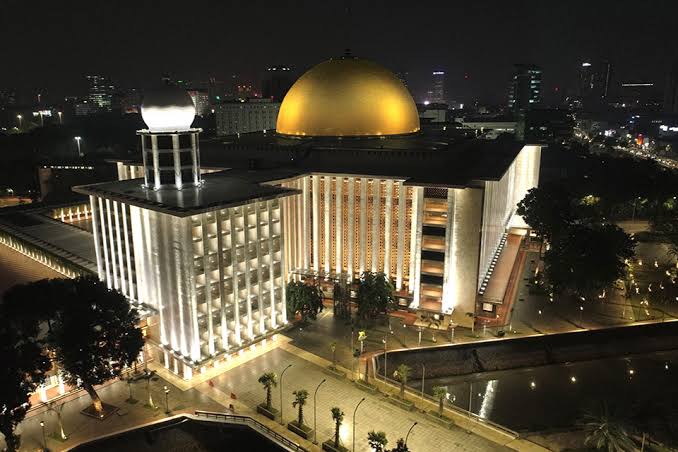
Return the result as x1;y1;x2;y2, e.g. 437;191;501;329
420;350;678;432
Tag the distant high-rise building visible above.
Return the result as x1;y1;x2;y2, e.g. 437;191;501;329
508;64;542;112
664;60;678;113
187;89;210;116
395;71;410;91
215;98;280;136
85;75;115;113
262;66;293;102
579;60;613;108
430;71;445;103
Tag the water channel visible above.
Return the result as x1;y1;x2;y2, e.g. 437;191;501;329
414;349;678;432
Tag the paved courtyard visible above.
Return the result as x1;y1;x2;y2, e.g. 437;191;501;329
199;348;511;452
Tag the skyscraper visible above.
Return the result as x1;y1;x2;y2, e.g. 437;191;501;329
508;64;542;112
579;60;613;108
85;75;115;113
664;60;678;113
430;71;445;103
261;66;293;102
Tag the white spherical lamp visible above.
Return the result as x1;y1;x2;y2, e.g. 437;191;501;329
141;87;196;132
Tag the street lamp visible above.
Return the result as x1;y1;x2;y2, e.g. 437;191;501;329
74;136;82;157
163;386;171;414
352;397;366;452
40;420;49;452
16;114;22;129
57;111;63;125
279;364;293;425
313;378;327;444
405;421;418;447
382;336;388;379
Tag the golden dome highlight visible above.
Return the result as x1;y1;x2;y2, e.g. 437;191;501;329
277;57;420;137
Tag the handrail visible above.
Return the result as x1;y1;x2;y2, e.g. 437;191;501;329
371;357;520;438
194;410;308;452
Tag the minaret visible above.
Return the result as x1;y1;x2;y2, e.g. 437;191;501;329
139;87;201;190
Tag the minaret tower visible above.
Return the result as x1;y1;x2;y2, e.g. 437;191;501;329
139;87;201;190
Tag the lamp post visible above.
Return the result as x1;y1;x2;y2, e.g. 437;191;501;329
279;364;292;425
382;336;387;379
313;378;326;444
40;420;49;452
74;136;82;157
16;114;22;129
163;386;170;414
352;397;366;452
420;364;426;399
405;421;418;447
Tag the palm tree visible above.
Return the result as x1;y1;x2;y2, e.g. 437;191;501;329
331;406;344;448
581;404;636;451
393;364;411;399
432;386;447;417
258;372;278;410
292;389;309;426
367;430;388;452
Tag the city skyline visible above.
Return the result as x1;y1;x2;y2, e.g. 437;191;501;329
2;0;677;105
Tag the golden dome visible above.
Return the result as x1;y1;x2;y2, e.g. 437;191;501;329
276;57;420;137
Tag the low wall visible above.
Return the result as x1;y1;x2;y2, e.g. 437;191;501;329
378;321;678;380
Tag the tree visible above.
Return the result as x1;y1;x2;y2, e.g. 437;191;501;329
47;277;144;415
581;404;636;451
258;372;277;410
286;280;324;323
0;326;50;451
516;184;575;244
292;389;309;426
432;386;447;417
356;272;395;322
545;223;635;299
390;438;410;452
331;406;344;448
368;431;388;452
393;364;411;399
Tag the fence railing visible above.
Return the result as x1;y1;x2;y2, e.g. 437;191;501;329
194;410;308;452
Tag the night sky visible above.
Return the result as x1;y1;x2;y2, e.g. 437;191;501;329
3;0;677;104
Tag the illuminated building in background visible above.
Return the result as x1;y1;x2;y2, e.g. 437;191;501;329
429;71;446;104
85;75;115;113
579;60;613;108
508;64;542;112
215;99;280;136
69;56;541;380
262;65;293;102
187;89;210;116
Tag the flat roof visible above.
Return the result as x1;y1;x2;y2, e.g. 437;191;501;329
200;133;525;187
0;211;97;273
73;168;301;217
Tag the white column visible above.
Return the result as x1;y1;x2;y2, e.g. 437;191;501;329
384;180;393;276
396;183;407;290
302;177;310;270
243;206;254;339
121;204;135;300
359;178;368;274
229;208;242;345
312;176;320;272
335;177;343;275
347;177;355;279
90;196;104;279
172;134;182;188
104;199;118;289
324;176;331;275
201;215;215;356
371;179;381;273
215;209;229;351
255;203;265;335
410;187;424;306
113;201;127;295
267;201;277;329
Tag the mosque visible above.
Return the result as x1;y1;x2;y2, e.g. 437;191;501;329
73;54;541;379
